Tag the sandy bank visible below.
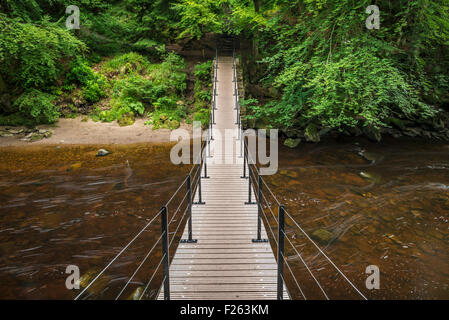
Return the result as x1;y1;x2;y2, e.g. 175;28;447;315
0;117;192;147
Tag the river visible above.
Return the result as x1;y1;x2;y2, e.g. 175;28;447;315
0;137;447;299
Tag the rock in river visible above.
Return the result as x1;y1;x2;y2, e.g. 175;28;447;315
358;150;385;164
311;228;334;244
284;138;301;148
96;149;111;157
128;286;143;300
304;123;320;143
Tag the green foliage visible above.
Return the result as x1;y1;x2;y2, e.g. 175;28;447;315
102;52;150;75
193;61;213;82
82;78;107;103
0;16;86;89
95;52;187;126
250;0;448;132
193;108;210;126
13;89;59;124
97;97;144;123
172;0;225;39
65;58;96;86
191;60;212;127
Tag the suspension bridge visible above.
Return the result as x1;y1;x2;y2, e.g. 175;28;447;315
74;46;368;301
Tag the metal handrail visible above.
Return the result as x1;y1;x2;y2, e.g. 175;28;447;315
76;59;215;300
234;43;367;299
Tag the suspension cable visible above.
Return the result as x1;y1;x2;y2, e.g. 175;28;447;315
115;233;164;300
168;191;189;226
74;209;163;300
283;209;367;300
281;229;329;300
139;253;165;300
169;206;189;247
258;190;314;300
281;252;306;300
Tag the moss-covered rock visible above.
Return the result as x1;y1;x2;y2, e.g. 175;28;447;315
304;123;320;142
284;138;301;148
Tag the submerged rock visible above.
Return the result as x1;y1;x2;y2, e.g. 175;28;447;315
279;170;298;178
77;269;111;296
96;149;111;157
127;286;143;300
304;124;320;143
311;229;334;244
359;171;382;184
284;138;301;148
358;150;385;164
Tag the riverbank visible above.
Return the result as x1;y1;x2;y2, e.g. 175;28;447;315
0;117;192;147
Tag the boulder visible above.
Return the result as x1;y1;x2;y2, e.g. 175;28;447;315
284;138;301;149
304;123;320;142
363;125;381;142
96;149;111;157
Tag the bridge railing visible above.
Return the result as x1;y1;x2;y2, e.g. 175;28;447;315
234;47;367;300
73;52;219;301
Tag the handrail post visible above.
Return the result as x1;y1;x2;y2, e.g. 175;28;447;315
203;155;210;179
194;166;205;205
161;206;170;300
241;138;247;178
277;205;285;300
252;175;269;243
245;168;256;205
181;175;197;243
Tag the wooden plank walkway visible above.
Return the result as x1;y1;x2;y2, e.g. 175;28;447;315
159;56;289;300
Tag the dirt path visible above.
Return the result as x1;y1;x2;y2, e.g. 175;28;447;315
0;117;191;147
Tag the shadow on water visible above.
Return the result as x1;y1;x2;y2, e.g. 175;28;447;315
264;136;449;299
0;143;190;299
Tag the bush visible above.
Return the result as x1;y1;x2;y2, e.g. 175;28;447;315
82;80;106;103
102;52;150;75
65;58;97;86
193;108;210;127
13;89;59;124
0;16;86;89
193;61;212;82
97;97;144;123
112;75;156;104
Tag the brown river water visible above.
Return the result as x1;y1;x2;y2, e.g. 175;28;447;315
0;137;448;299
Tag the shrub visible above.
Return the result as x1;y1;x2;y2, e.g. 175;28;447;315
193;108;210;127
97;97;144;123
13;89;59;124
82;80;106;103
65;58;96;86
102;52;149;75
0;16;86;89
193;61;212;82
